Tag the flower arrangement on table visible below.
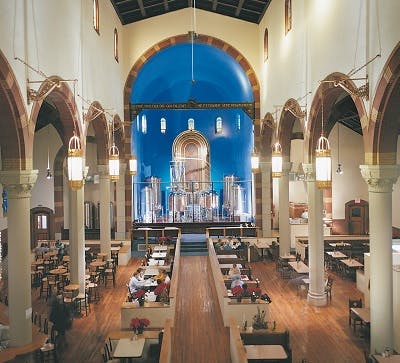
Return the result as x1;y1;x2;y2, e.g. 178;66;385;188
252;307;267;330
133;289;146;306
130;317;150;335
231;285;244;302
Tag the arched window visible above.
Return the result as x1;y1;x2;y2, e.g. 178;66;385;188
93;0;100;34
285;0;292;34
264;28;269;61
114;28;119;62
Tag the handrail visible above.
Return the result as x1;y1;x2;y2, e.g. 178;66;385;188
159;318;173;363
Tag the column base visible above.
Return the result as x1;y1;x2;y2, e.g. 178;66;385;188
307;291;327;306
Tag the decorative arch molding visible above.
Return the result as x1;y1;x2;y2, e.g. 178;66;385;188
306;72;367;162
0;50;30;170
123;33;262;230
367;42;400;164
278;98;306;159
172;130;210;186
29;76;84;150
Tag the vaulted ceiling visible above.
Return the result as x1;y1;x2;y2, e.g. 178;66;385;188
110;0;271;25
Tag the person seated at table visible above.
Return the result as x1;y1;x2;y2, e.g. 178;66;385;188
128;271;148;293
37;242;49;256
145;247;152;261
230;275;243;289
154;279;167;296
136;268;145;281
228;263;241;280
223;241;233;251
155;269;170;284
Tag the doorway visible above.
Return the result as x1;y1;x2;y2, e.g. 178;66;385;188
30;207;54;250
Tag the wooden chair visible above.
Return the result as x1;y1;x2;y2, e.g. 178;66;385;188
349;298;363;332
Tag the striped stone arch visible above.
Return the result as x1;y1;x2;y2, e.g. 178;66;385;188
367;41;400;165
0;50;30;170
123;34;262;230
278;98;306;159
306;72;367;162
86;101;109;165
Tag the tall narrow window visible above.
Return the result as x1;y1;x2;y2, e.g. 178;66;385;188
114;28;119;62
264;28;269;61
93;0;100;34
285;0;292;34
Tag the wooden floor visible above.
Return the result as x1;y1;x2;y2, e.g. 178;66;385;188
4;256;368;363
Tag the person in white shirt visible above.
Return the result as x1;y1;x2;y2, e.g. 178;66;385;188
129;271;147;293
230;275;243;289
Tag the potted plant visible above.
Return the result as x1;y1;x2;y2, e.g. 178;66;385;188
133;289;146;306
231;285;244;302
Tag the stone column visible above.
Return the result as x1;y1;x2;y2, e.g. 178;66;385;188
360;164;400;354
260;161;272;237
302;163;327;306
115;163;126;240
98;165;111;258
68;185;86;294
0;170;37;346
278;161;292;255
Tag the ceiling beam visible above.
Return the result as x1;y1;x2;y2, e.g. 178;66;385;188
137;0;146;17
235;0;245;16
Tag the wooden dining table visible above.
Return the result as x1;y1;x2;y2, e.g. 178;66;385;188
244;344;288;360
113;337;145;360
49;268;67;275
288;261;309;274
64;284;80;292
372;354;400;362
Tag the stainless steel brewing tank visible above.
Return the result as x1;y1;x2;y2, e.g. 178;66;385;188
223;175;238;212
141;186;153;215
149;176;161;211
232;185;244;213
168;191;187;212
84;201;93;229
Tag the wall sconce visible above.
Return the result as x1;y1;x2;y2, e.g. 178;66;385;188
160;117;166;134
188;118;195;131
215;117;222;134
129;155;137;176
271;142;283;178
315;94;332;188
67;132;83;190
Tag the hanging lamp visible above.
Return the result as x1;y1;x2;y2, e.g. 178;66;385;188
129;155;137;176
315;93;332;188
67;131;83;190
109;119;120;182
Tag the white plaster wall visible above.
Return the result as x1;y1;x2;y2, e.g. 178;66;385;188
121;8;260;88
31;125;62;210
330;123;367;219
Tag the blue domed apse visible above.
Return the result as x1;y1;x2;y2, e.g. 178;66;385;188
130;42;256;222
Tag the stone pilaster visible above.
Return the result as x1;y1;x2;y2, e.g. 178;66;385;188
0;170;38;346
278;161;292;255
98;164;111;258
260;161;272;237
360;164;400;354
115;163;127;240
302;163;327;306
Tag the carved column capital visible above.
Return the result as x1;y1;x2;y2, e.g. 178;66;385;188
97;164;110;178
0;170;38;198
360;164;400;193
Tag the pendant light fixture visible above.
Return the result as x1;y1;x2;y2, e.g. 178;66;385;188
215;117;222;134
46;127;53;179
271;142;283;178
160;117;166;134
109;118;120;182
67;131;83;190
336;123;343;175
315;93;332;188
67;82;83;190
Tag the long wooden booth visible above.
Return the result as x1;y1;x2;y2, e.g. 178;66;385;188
120;238;181;329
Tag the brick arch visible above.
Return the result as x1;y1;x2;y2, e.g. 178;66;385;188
0;50;30;170
367;41;400;164
29;77;84;150
53;145;66;235
123;34;262;230
306;72;367;162
278;98;306;159
260;112;274;159
86;101;109;165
